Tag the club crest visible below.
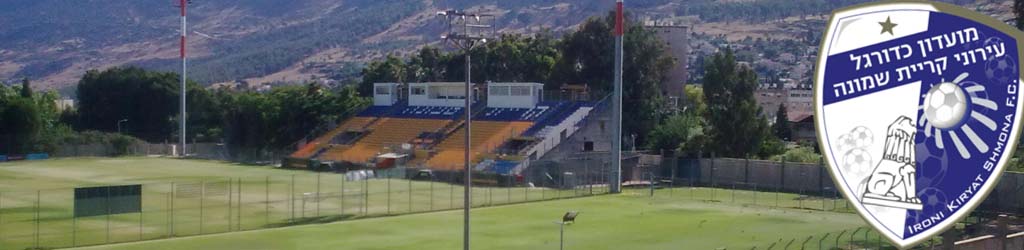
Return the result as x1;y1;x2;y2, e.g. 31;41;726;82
815;1;1024;248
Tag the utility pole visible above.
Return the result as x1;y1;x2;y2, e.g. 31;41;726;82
176;0;192;157
438;9;494;250
610;0;624;193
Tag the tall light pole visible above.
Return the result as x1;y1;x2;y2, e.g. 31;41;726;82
610;0;624;193
176;0;192;157
438;10;494;250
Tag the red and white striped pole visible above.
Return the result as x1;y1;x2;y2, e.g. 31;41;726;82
610;0;624;193
179;0;188;157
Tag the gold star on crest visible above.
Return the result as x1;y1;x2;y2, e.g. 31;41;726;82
879;16;898;35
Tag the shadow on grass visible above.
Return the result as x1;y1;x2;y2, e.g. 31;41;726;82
265;214;358;228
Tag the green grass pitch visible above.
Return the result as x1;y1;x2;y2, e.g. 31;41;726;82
0;157;871;250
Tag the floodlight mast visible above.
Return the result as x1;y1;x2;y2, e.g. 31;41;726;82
175;0;192;157
438;9;494;250
610;0;624;193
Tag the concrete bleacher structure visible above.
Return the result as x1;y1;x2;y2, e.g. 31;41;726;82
290;82;595;174
318;117;451;162
426;120;533;170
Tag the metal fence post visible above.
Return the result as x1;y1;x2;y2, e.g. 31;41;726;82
106;187;111;244
542;178;547;200
170;182;176;236
732;183;736;203
799;185;804;209
386;175;391;215
0;192;4;243
408;176;412;212
775;184;780;208
237;178;242;230
753;183;758;206
507;175;512;203
524;176;529;202
140;189;145;240
363;175;368;215
228;179;234;231
429;174;434;211
341;174;346;215
449;172;455;209
200;180;205;234
316;172;321;217
35;190;40;249
265;176;270;226
290;175;295;221
73;195;77;246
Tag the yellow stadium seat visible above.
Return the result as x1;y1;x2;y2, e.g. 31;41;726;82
426;121;532;170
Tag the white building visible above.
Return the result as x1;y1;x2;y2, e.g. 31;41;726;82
486;82;543;108
407;82;478;107
372;83;400;106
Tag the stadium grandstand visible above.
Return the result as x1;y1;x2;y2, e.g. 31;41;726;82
285;82;595;175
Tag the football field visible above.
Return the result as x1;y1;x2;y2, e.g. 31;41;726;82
0;157;872;250
72;193;866;250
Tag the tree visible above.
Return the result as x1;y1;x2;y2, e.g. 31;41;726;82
703;48;769;157
0;97;42;154
552;12;673;147
646;110;706;155
20;78;32;98
358;55;406;96
1016;0;1024;30
405;46;449;82
683;85;706;115
220;84;368;158
76;67;182;141
772;103;792;141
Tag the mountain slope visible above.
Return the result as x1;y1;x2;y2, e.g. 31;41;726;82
0;0;1010;91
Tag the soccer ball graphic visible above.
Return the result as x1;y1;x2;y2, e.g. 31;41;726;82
918;187;947;208
849;126;873;149
985;56;1018;85
842;148;872;177
923;82;969;129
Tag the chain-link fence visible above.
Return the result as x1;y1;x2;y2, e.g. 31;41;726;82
667;157;1024;216
622;155;1024;250
0;168;609;250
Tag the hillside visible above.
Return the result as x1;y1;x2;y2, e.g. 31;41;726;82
0;0;1011;92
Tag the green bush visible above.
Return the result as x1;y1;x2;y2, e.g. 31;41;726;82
770;146;821;164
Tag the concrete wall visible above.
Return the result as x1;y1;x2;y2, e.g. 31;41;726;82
693;158;833;194
522;107;593;162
